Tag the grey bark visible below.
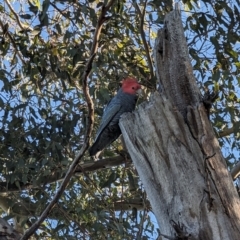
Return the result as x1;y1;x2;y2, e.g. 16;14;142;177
120;9;240;240
0;218;21;240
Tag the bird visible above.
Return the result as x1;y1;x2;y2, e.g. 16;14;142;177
89;77;141;158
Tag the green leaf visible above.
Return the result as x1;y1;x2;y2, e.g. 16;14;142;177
19;14;32;19
235;62;240;69
41;0;50;21
28;0;39;14
97;2;104;8
115;222;124;235
54;224;66;232
100;171;119;188
55;23;62;34
199;14;208;30
29;107;39;119
210;36;219;51
31;29;41;36
0;42;10;56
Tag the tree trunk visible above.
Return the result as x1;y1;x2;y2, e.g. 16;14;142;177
0;218;21;240
119;9;240;240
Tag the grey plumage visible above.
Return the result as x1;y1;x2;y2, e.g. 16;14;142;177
89;88;138;157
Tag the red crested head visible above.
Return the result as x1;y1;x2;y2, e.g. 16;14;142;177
121;77;141;95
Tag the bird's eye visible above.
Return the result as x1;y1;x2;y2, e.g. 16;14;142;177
132;87;135;89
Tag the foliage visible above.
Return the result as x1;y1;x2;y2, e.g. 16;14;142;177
0;0;239;238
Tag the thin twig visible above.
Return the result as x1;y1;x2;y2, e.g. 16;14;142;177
136;209;146;239
5;0;32;31
50;2;78;29
134;0;155;80
231;161;240;180
20;1;116;239
57;203;90;237
218;126;235;138
187;27;216;47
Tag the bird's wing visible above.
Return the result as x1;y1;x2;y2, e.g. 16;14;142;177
94;103;121;141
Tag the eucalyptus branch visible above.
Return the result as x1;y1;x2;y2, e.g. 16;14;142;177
216;119;240;139
50;2;77;29
113;198;150;211
20;1;116;239
5;0;31;31
217;126;234;138
0;155;129;194
133;0;154;80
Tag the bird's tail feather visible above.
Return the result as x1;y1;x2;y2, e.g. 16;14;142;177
88;142;101;157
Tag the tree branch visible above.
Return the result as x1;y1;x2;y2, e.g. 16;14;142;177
50;2;78;29
0;195;147;223
0;155;129;193
5;0;30;31
231;161;240;180
133;0;155;80
113;198;150;211
20;1;116;239
217;121;240;138
218;126;234;138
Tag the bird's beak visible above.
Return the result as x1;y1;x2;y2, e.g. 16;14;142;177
136;88;142;96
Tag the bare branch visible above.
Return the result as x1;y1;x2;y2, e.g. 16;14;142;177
133;0;155;80
113;198;150;211
231;161;240;180
218;126;234;138
20;1;116;239
215;121;240;138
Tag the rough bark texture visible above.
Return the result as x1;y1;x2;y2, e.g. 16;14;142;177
119;9;240;240
0;218;21;240
154;11;201;119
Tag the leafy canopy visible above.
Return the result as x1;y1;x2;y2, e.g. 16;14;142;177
0;0;239;238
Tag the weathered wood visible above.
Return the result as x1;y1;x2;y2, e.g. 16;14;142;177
120;9;240;240
154;10;200;118
0;218;21;240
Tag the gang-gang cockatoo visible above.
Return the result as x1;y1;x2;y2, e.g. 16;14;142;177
89;77;141;158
